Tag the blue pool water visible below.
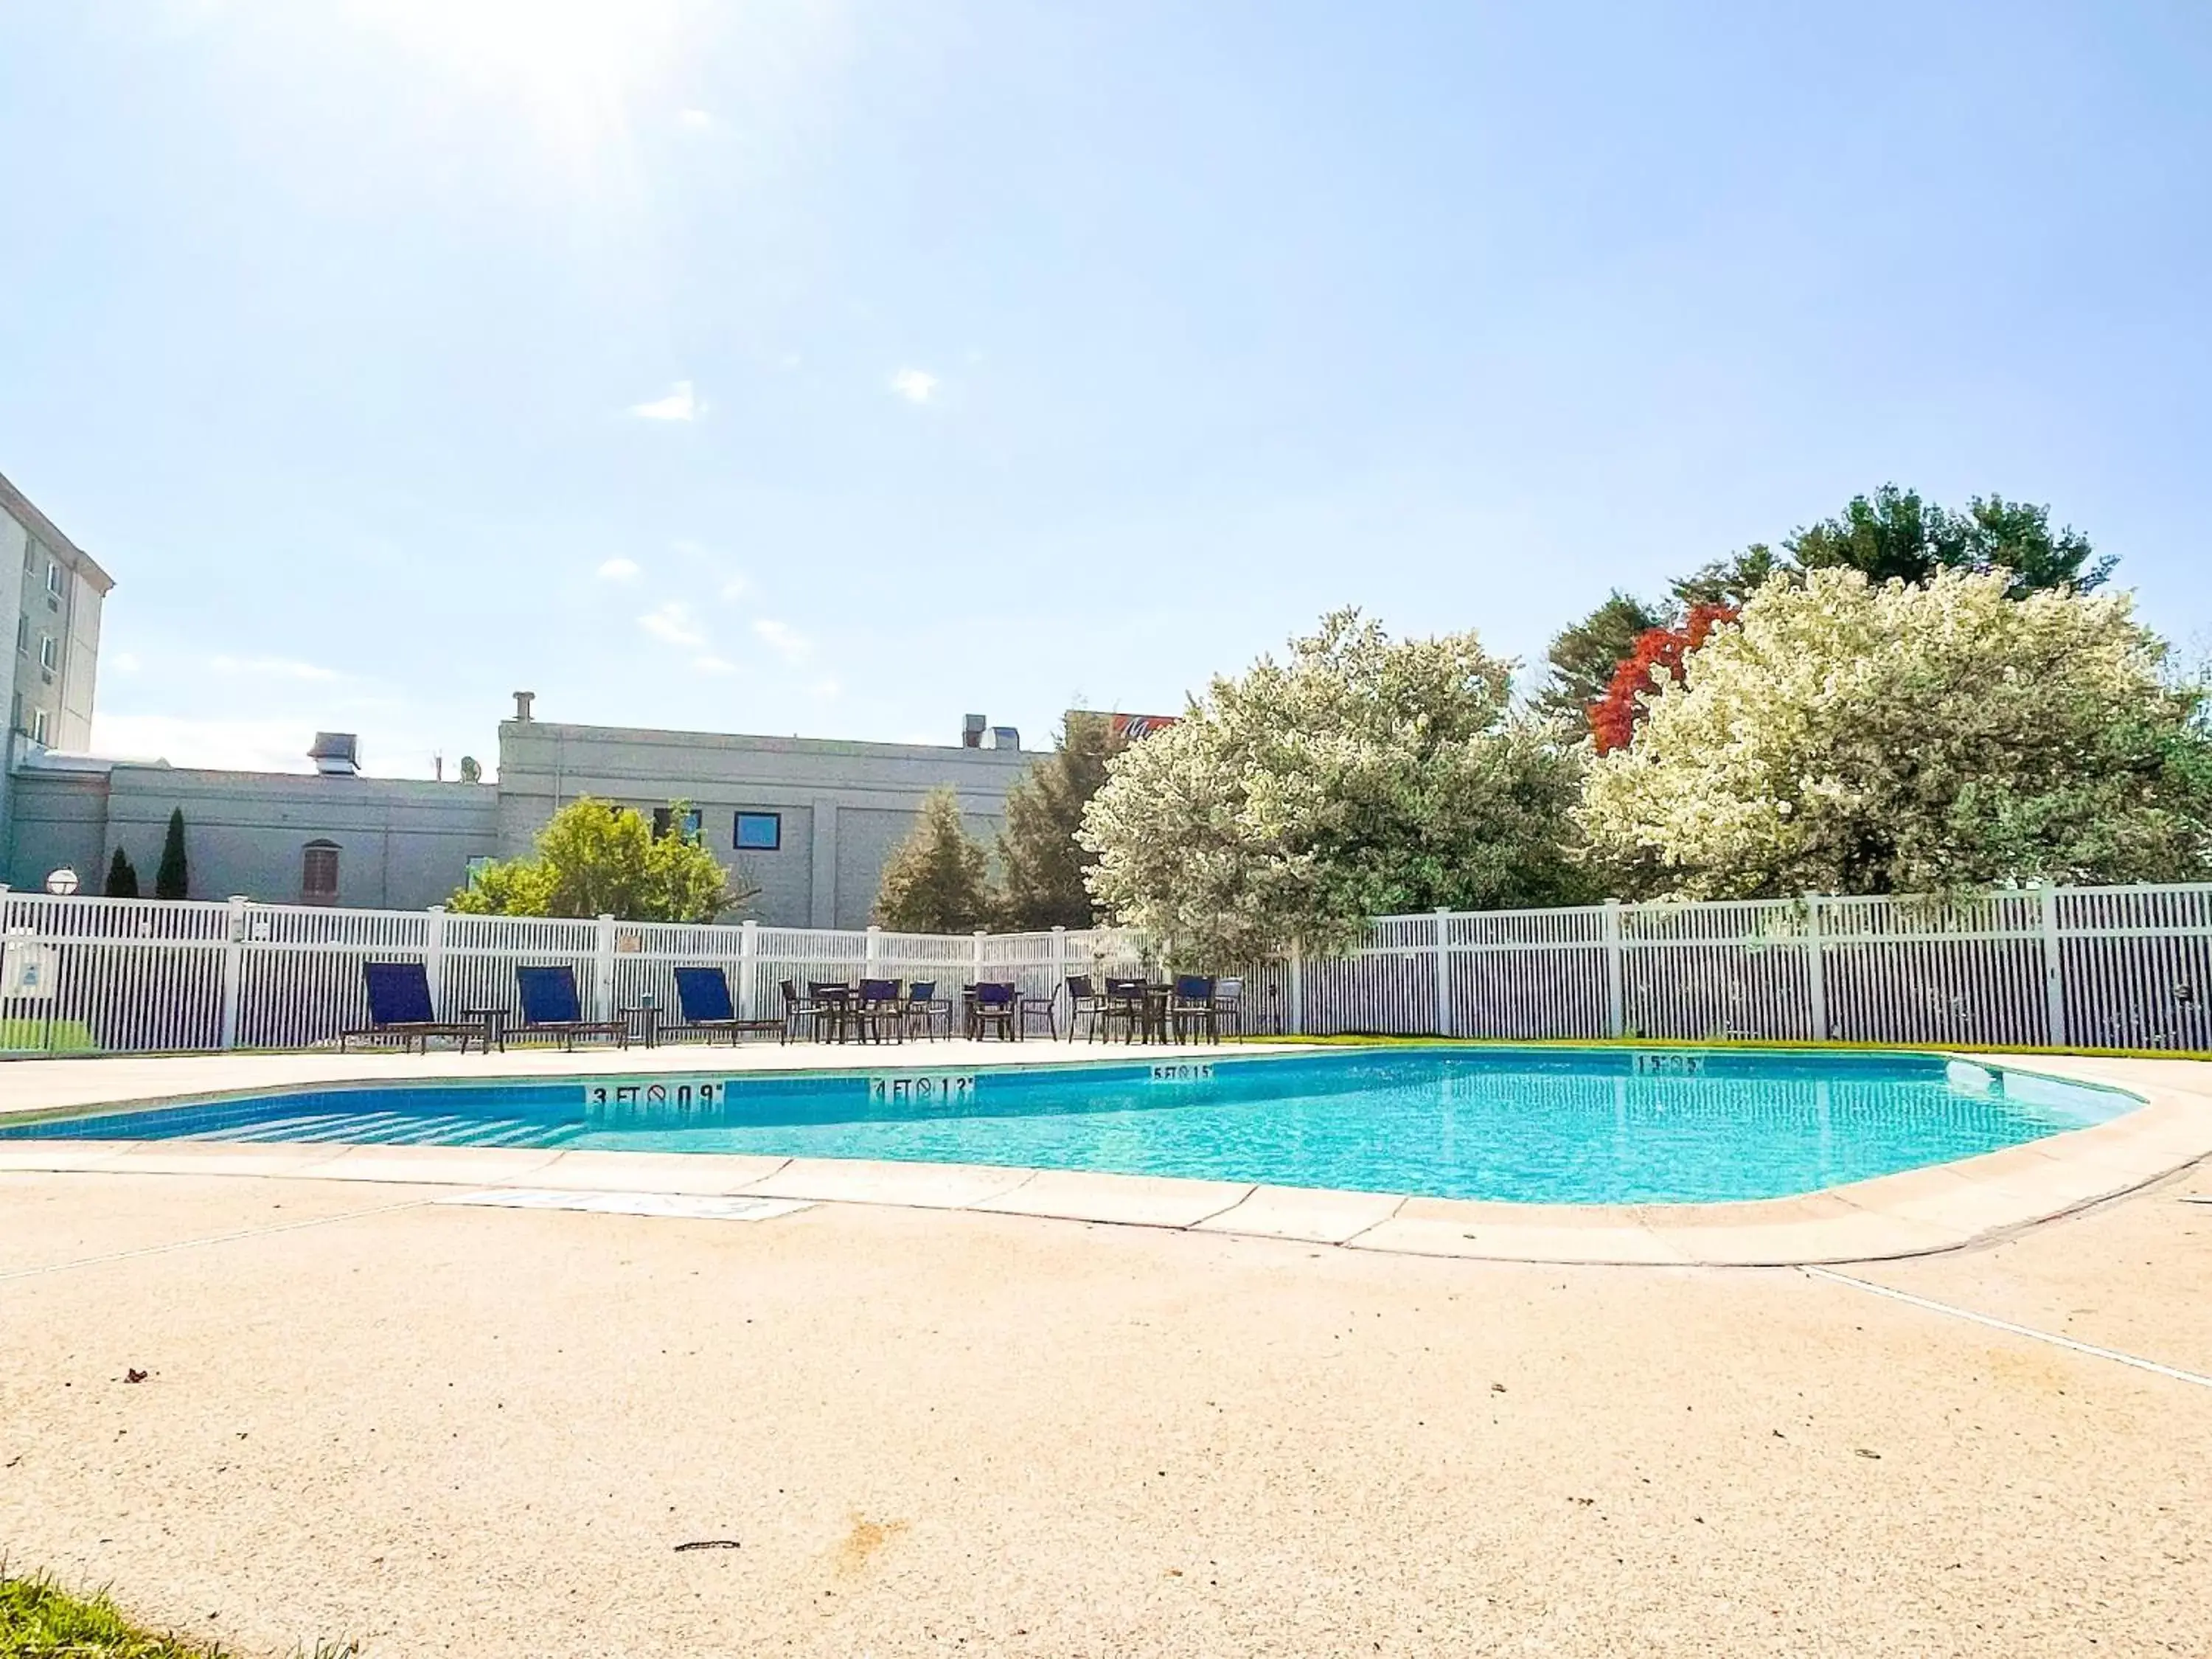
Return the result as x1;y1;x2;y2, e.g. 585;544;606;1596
2;1048;2138;1204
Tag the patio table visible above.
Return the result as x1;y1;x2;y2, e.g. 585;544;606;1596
459;1006;509;1053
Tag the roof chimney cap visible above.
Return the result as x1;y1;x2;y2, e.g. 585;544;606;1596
513;691;536;723
308;732;361;776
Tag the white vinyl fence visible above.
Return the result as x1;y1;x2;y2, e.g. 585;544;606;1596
0;893;1149;1056
4;882;2210;1057
1287;883;2212;1051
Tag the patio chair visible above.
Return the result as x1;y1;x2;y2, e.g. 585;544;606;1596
1169;975;1219;1043
341;961;488;1054
514;964;631;1051
1100;977;1151;1044
856;978;907;1045
1018;984;1060;1040
903;980;954;1041
673;967;785;1046
968;981;1018;1041
1064;975;1108;1042
1212;976;1245;1037
779;978;835;1044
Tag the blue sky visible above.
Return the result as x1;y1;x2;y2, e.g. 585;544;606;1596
2;1;2207;777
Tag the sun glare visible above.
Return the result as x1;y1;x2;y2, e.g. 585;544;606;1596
343;0;684;145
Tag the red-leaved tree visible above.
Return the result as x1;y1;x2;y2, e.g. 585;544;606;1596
1589;604;1739;754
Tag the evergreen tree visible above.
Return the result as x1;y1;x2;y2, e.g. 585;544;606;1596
1538;591;1664;721
992;713;1126;930
154;809;189;900
874;787;992;933
1786;484;2112;596
103;846;140;898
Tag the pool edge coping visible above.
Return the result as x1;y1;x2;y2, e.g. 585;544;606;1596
1;1048;2206;1266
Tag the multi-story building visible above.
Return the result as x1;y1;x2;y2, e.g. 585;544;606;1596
1;470;111;755
1;472;114;869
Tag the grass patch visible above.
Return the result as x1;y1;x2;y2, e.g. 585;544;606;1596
0;1572;355;1659
1230;1032;2212;1062
0;1019;98;1055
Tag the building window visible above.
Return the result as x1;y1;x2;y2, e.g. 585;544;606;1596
13;614;24;653
39;634;58;674
30;707;50;745
46;559;63;597
301;841;341;905
652;806;703;842
734;811;782;851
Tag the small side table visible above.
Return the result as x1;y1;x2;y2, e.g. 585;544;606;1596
460;1007;509;1053
622;1004;661;1049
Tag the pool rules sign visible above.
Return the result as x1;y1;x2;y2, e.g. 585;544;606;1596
1;932;57;999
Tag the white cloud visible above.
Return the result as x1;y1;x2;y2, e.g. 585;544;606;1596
718;574;751;603
88;714;322;774
888;367;937;405
752;618;811;662
597;557;641;581
692;654;739;675
678;107;717;131
629;380;700;420
110;652;142;673
639;602;706;647
811;676;842;699
210;654;341;682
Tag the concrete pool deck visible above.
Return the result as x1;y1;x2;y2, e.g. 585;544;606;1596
2;1042;2208;1265
3;1151;2210;1657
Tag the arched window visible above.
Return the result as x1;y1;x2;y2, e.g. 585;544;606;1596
301;840;341;905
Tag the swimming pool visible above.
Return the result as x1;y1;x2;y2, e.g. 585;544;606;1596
0;1048;2139;1204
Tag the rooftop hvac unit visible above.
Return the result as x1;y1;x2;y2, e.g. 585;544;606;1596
309;732;361;776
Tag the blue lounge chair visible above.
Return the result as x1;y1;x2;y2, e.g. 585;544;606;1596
341;961;488;1054
673;967;785;1046
515;964;630;1051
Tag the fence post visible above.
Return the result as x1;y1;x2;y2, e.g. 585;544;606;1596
423;905;448;1012
219;896;248;1050
973;929;987;984
2039;884;2068;1047
1602;900;1626;1039
1051;925;1068;1019
865;925;883;979
1433;908;1452;1038
594;913;616;1019
1286;942;1304;1036
1804;894;1828;1042
739;919;759;1021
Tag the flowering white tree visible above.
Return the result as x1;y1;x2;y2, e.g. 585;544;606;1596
1079;611;1591;963
1579;568;2212;897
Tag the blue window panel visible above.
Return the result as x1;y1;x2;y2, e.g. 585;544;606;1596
734;811;782;851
